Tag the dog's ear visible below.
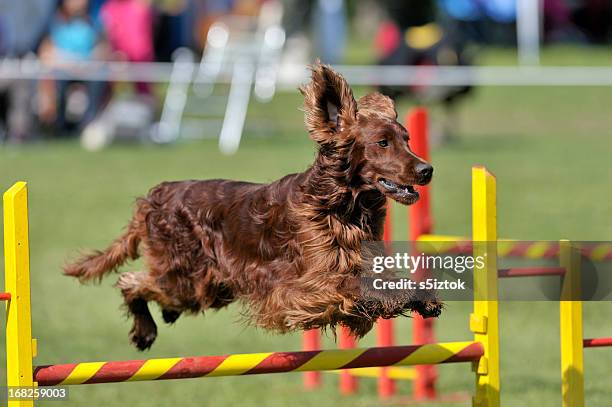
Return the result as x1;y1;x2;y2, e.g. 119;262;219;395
300;61;357;144
357;93;397;120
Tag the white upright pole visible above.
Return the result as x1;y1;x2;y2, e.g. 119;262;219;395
516;0;541;65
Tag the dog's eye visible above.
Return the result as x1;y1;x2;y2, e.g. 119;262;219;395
377;139;389;148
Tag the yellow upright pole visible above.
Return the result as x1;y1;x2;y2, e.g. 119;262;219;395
4;182;35;407
560;240;584;407
470;167;500;407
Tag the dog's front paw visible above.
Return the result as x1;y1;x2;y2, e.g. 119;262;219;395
410;299;444;319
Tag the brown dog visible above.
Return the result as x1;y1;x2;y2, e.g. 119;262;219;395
65;62;440;350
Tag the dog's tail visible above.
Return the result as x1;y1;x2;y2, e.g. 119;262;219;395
64;224;141;283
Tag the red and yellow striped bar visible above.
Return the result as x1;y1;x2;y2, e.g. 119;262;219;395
417;235;612;262
34;341;482;386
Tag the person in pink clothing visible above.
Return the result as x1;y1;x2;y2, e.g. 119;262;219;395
100;0;154;93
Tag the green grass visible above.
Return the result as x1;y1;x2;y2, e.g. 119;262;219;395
1;47;612;406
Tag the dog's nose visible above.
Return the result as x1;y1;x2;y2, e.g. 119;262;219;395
415;163;433;184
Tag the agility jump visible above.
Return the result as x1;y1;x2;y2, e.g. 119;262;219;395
8;164;606;406
3;167;499;406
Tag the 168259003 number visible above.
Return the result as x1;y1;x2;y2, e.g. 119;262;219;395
4;386;68;401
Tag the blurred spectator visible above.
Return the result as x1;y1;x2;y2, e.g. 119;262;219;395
0;0;55;57
280;0;312;66
542;0;611;43
50;0;100;60
193;0;266;52
281;0;347;64
438;0;486;43
438;0;516;45
571;0;611;43
483;0;517;24
313;0;347;64
100;0;154;94
0;0;55;142
482;0;516;44
38;0;108;134
193;0;234;51
154;0;194;62
438;0;482;22
376;0;474;144
101;0;154;62
376;0;473;103
88;0;106;25
543;0;575;42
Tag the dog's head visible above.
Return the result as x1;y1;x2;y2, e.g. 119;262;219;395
300;62;433;205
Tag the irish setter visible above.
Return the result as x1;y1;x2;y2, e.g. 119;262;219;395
65;62;441;350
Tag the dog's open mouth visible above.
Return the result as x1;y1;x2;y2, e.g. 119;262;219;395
378;178;419;204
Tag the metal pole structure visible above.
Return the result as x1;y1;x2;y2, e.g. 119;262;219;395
377;200;395;398
218;57;255;155
407;107;436;400
560;240;584;407
4;182;36;407
470;167;500;407
152;48;196;143
516;0;542;65
8;59;612;86
193;22;229;98
253;26;285;102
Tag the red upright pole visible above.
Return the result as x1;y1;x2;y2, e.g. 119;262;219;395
339;326;358;394
408;108;432;236
382;199;393;252
303;329;321;389
377;200;396;398
407;107;437;400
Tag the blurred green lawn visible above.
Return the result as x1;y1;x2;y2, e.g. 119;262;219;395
1;46;612;406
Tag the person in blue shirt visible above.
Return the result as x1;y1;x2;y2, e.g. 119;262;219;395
38;0;109;134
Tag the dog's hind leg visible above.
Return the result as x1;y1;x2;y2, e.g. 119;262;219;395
161;308;181;324
116;271;165;350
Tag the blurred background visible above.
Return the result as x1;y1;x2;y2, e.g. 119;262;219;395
1;0;612;406
0;0;611;148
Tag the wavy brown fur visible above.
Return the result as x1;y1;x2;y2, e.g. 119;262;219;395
64;61;440;350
